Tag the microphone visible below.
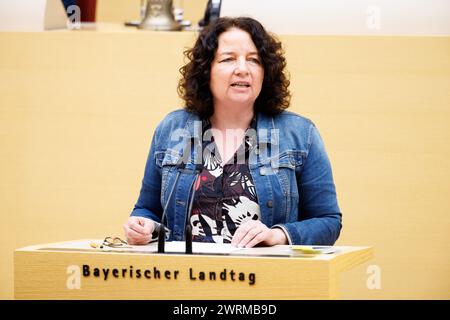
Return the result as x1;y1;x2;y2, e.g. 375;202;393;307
157;138;191;253
184;163;203;254
157;170;182;253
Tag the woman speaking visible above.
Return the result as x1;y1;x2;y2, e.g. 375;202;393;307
123;17;342;247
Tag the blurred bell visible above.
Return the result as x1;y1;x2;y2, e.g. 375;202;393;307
139;0;181;31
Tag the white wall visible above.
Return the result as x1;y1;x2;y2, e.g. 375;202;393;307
220;0;450;35
0;0;67;31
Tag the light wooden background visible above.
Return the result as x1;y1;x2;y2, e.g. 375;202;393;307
0;1;449;300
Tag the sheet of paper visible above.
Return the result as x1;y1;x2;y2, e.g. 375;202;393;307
38;239;293;256
38;239;338;257
290;245;337;255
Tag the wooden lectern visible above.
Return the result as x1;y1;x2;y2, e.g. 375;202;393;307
14;240;373;299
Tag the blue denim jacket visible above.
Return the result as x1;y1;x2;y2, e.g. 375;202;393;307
131;109;342;245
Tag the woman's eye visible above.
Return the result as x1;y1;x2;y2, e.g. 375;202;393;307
248;58;261;64
220;58;233;63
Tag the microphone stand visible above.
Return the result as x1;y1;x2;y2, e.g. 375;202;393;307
157;169;183;253
158;136;202;254
157;138;192;253
184;166;202;254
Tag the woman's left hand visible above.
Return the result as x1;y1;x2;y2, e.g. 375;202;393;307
231;220;288;248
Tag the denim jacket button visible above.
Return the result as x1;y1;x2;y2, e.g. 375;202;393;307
266;200;273;208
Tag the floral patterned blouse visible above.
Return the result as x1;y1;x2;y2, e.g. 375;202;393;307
190;117;261;243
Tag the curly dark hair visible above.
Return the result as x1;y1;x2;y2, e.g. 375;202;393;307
178;17;291;119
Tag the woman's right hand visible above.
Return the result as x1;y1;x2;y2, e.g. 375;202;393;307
123;216;156;245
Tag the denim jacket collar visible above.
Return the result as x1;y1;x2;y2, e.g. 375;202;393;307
181;111;277;168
